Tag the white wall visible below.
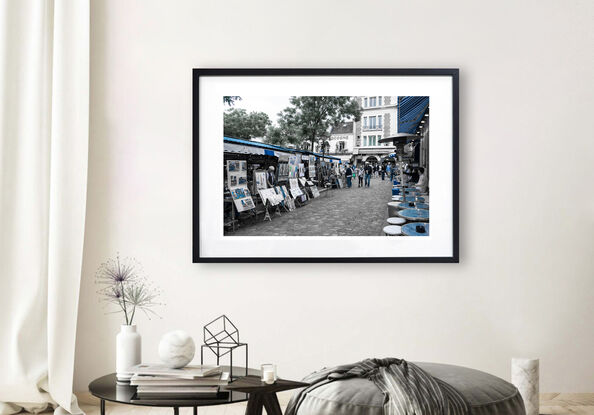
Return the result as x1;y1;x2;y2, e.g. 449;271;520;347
74;0;594;392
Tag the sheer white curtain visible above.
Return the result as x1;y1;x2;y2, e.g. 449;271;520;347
0;1;89;414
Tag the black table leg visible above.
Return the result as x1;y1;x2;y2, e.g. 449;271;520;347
173;407;179;415
193;407;197;415
245;393;282;415
100;399;105;415
262;393;282;415
245;393;264;415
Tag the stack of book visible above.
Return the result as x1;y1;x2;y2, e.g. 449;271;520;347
128;364;230;403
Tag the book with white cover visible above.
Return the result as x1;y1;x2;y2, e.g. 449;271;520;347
137;386;219;394
132;397;223;404
130;364;221;379
131;372;230;386
136;391;219;399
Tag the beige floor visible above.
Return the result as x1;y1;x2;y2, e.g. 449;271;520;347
75;392;594;415
540;394;594;415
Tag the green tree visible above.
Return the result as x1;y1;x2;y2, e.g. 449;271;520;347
278;97;360;150
224;108;271;139
264;116;301;147
265;126;286;146
223;96;241;106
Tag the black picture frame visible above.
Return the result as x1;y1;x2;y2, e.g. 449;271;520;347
193;68;459;263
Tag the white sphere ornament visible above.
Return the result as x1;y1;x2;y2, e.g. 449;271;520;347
158;330;195;368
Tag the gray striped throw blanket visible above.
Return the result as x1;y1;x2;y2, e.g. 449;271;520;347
286;358;469;415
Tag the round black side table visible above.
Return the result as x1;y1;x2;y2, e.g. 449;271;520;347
89;367;308;415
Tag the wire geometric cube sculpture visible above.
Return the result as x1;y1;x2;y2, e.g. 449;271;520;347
200;315;248;379
204;315;240;347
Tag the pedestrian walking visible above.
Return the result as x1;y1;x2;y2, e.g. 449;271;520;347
357;165;364;187
381;164;385;180
345;165;353;188
364;163;372;187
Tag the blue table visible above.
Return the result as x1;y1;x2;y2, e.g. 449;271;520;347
402;222;430;236
398;208;429;221
403;196;425;202
398;202;429;210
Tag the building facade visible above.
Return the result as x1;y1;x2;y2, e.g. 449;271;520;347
314;96;410;166
326;121;356;164
352;96;397;165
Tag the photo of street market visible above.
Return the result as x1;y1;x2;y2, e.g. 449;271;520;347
223;96;429;236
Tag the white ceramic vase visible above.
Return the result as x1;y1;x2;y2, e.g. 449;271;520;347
116;325;141;381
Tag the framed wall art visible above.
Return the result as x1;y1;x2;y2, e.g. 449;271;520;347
193;68;459;263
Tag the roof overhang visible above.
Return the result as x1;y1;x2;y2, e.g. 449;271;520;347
379;133;420;145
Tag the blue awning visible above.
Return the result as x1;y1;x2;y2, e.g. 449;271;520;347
398;96;429;134
224;136;294;154
224;136;341;161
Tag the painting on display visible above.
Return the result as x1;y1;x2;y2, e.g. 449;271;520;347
226;160;255;212
258;188;283;206
194;69;459;262
230;187;255;212
288;178;303;197
254;171;267;189
288;155;299;178
289;178;299;190
278;161;289;181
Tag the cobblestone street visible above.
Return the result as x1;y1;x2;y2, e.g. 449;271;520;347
231;175;393;236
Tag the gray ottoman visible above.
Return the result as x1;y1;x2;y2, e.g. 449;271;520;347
290;362;525;415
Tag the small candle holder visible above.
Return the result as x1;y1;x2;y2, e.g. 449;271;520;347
261;364;277;384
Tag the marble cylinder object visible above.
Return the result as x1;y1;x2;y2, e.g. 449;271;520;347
511;358;539;415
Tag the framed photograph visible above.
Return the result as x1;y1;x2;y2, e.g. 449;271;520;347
193;68;458;263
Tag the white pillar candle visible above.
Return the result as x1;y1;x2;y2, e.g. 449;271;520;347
511;358;539;415
262;370;275;384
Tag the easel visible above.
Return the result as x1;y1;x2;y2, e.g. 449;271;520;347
263;199;282;222
263;201;272;222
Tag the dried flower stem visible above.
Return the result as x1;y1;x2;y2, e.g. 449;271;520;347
95;254;163;325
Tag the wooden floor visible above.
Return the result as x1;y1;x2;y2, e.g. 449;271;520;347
540;394;594;414
75;392;594;414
